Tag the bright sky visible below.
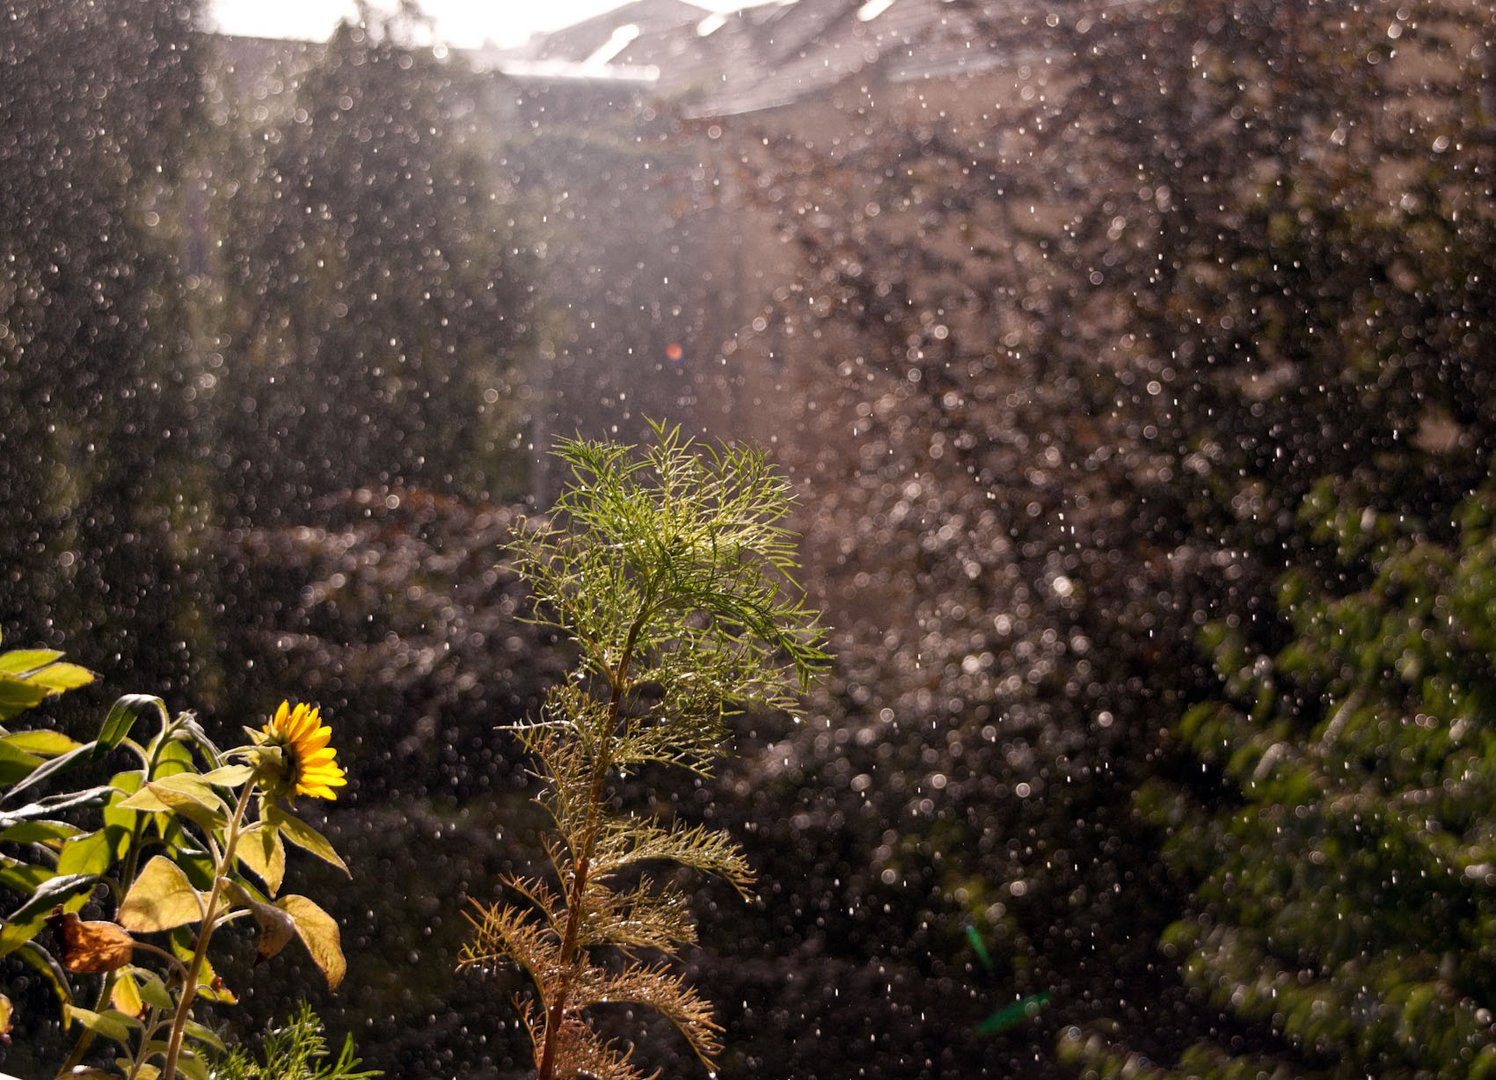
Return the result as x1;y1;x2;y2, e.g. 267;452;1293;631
208;0;738;50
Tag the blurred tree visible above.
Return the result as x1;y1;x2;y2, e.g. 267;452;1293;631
1066;471;1496;1077
0;0;210;690
204;489;566;1075
0;4;549;1074
734;0;1494;1073
981;0;1496;557
210;489;565;800
212;4;534;522
185;13;548;1068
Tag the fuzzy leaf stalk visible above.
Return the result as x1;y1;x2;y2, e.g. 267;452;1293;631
461;422;829;1079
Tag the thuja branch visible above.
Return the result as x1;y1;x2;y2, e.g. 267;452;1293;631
462;421;829;1079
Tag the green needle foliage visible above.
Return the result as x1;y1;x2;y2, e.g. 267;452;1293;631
461;421;829;1080
211;1001;379;1080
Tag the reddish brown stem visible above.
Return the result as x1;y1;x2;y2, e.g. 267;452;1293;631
536;610;648;1080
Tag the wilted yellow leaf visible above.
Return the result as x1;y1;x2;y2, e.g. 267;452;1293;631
225;880;296;963
45;910;135;973
276;894;346;989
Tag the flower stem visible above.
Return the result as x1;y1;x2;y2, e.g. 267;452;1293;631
60;727;182;1074
160;781;255;1080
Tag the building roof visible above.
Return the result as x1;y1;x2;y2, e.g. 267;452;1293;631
508;0;1019;117
506;0;705;65
210;1;1026;124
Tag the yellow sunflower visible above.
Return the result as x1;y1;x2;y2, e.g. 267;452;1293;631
257;701;346;801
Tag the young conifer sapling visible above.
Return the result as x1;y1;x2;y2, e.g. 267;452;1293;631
461;422;829;1079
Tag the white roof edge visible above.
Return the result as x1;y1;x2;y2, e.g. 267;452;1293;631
483;58;661;83
584;23;641;66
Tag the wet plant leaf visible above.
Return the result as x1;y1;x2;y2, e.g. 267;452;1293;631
276;894;346;989
266;806;348;876
200;764;253;788
0;872;98;955
2;741;100;805
110;970;144;1017
0;676;52;724
3;730;81;756
226;879;297;962
0;785;114;828
119;776;226;833
93;694;167;762
0;818;81;844
56;827;120;877
235;821;287;896
64;1004;140;1047
119;855;205;932
136;969;174;1012
46;909;136;973
0;648;64;675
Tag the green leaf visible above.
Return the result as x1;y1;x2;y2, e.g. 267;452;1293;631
277;894;346;989
118;775;227;833
0;873;99;956
3;730;82;757
146;772;227;812
200;764;254;788
0;819;83;845
0;738;43;787
0;858;54;896
175;1049;211;1080
0;675;51;724
23;662;94;693
154;737;197;777
266;806;349;876
0;649;95;724
56;827;122;878
113;787;174;814
103;770;144;828
0;649;65;675
65;1004;139;1046
136;969;174;1012
118;856;205;933
110;969;143;1017
182;1018;226;1052
93;694;167;761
